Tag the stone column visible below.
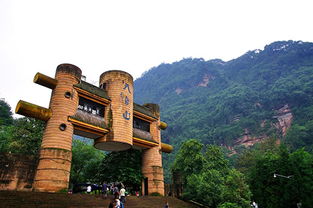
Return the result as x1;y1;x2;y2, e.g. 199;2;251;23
33;64;81;192
95;70;133;151
141;103;164;196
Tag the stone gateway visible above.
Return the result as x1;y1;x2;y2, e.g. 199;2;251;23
15;64;173;195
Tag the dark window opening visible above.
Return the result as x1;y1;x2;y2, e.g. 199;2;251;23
77;96;105;117
100;83;106;90
133;117;150;132
64;91;72;98
59;123;67;131
144;177;148;196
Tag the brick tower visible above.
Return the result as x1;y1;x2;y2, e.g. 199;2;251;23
141;103;164;195
33;64;81;192
95;70;134;151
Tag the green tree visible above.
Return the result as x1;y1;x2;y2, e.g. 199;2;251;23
289;149;313;207
218;202;243;208
285;122;313;151
184;170;224;207
172;139;204;183
235;138;280;175
173;139;251;208
0;125;14;152
70;139;105;184
237;141;313;208
0;99;13;126
222;169;251;208
205;145;229;175
0;117;44;155
97;149;143;188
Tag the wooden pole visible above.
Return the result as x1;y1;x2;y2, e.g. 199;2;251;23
159;121;168;130
33;72;58;89
161;143;173;153
15;100;52;121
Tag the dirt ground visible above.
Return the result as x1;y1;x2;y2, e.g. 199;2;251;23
0;191;200;208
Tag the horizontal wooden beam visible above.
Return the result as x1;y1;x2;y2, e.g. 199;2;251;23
68;117;109;134
33;72;58;89
159;121;168;130
133;137;158;148
161;143;173;153
133;111;158;123
74;87;110;105
15;100;52;121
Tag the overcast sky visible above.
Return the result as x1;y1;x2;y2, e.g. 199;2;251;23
1;0;313;116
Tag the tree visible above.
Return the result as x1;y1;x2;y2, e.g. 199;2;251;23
184;170;224;207
289;149;313;207
236;141;313;208
222;169;251;208
97;149;143;188
235;138;280;175
0;99;13;126
70;139;105;185
173;139;251;208
218;202;243;208
285;122;313;152
0;117;44;155
205;145;229;175
172;139;204;184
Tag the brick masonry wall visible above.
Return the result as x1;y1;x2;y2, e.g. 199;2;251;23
0;153;38;191
33;64;81;192
96;71;133;151
141;105;164;196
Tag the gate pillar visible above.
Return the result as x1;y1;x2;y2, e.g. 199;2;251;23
33;64;81;192
141;104;164;196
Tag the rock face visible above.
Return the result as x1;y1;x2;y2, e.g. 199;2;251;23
174;74;215;94
234;129;265;148
233;104;293;149
197;74;215;87
273;104;293;136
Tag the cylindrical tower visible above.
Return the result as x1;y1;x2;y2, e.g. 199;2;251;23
141;103;164;196
94;70;133;151
33;64;81;192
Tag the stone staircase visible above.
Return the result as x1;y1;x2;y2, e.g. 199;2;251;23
0;191;199;208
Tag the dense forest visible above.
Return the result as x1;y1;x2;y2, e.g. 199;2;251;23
172;138;313;208
135;40;313;150
134;40;313;181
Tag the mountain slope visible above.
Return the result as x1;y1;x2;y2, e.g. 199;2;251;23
134;40;313;155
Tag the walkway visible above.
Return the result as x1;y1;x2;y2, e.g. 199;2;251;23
0;191;199;208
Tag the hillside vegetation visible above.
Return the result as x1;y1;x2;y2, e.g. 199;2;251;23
135;40;313;150
134;40;313;181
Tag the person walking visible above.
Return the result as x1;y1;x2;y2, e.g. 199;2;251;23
114;198;121;208
164;200;169;208
87;185;92;194
113;185;119;199
252;201;258;208
102;182;108;198
119;186;126;203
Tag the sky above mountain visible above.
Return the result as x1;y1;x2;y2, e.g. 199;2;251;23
1;0;313;116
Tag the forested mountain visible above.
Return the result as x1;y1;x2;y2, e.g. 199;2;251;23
134;40;313;154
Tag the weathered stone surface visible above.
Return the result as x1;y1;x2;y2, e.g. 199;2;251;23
0;153;37;191
96;70;134;151
33;64;80;192
142;117;165;196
